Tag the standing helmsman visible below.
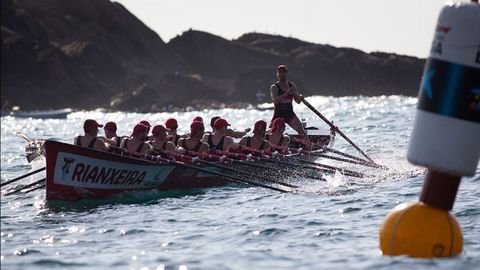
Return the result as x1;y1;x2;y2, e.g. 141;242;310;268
74;119;109;151
270;65;307;137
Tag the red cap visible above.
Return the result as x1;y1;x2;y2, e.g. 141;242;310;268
139;120;151;128
192;116;203;123
165;118;178;130
190;121;205;137
271;118;286;133
214;118;230;129
253;120;267;134
104;121;117;131
131;124;148;137
83;119;103;129
152;125;167;135
210;116;221;127
277;64;288;71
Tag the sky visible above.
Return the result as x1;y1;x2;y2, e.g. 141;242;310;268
114;0;459;58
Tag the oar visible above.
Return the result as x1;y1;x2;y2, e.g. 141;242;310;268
302;98;375;163
120;149;292;193
1;167;46;187
4;178;46;196
193;157;299;189
293;137;388;170
166;150;299;188
288;157;375;178
312;153;381;169
259;155;369;178
156;156;292;193
23;183;46;194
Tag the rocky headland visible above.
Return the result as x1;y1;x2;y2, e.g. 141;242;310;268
1;0;425;112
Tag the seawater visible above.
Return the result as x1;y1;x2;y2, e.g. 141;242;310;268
1;96;479;270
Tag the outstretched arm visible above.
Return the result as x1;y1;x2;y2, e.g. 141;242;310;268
290;83;304;104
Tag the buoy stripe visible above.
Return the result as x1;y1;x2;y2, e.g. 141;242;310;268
390;204;416;255
445;211;454;256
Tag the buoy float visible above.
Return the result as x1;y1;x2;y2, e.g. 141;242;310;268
379;202;462;258
380;0;480;258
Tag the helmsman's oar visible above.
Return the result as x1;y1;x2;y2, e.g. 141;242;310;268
1;167;46;188
302;98;375;163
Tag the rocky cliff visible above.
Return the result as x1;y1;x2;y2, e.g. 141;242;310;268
1;0;425;112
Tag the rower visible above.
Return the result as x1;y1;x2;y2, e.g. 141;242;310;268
178;121;209;153
99;121;126;147
139;120;153;141
209;116;251;138
266;118;290;148
74;119;109;151
165;118;185;146
239;120;271;151
192;116;203;123
149;125;176;154
120;123;152;154
202;118;237;151
270;64;307;137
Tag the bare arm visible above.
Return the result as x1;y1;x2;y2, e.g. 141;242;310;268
270;84;293;104
226;128;246;138
98;136;118;146
283;135;291;147
142;143;153;154
264;141;271;152
202;133;209;143
94;140;110;152
225;137;238;151
289;83;304;104
166;142;177;152
238;136;247;146
199;143;209;153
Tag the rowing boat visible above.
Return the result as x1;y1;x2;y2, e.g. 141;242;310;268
9;122;346;201
43;140;233;200
42;138;330;200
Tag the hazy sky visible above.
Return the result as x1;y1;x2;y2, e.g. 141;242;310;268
114;0;458;58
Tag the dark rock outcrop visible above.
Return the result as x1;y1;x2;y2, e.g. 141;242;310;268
1;0;425;112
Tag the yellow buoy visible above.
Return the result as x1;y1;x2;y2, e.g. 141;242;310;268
379;202;463;258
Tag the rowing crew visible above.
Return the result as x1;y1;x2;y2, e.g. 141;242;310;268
74;116;291;155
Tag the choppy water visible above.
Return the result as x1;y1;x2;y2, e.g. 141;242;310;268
1;96;479;270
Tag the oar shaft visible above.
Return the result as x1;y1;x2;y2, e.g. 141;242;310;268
1;167;46;187
23;184;46;194
313;154;381;168
195;159;298;188
168;150;297;188
156;156;290;193
289;157;373;178
302;99;375;163
4;178;46;196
